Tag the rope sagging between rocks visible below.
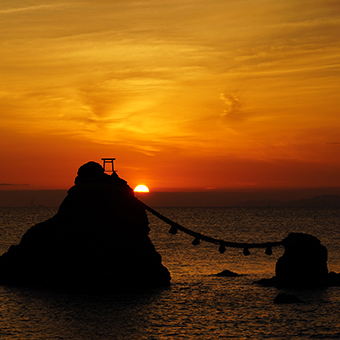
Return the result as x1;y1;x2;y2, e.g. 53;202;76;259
138;200;283;255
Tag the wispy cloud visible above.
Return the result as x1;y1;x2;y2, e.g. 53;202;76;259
219;92;246;125
220;93;241;117
0;4;66;14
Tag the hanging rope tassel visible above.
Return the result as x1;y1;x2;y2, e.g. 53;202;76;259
243;247;250;256
169;225;178;234
137;199;284;255
219;243;226;254
265;246;273;255
192;236;200;246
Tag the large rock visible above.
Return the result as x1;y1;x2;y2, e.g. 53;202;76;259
0;161;171;291
275;232;328;289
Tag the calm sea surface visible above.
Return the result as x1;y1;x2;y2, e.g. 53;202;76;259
0;207;340;339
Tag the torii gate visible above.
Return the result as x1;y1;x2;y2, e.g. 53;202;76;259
101;158;116;173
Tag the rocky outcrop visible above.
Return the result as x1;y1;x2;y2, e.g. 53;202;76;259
0;161;171;291
275;233;328;289
255;232;334;289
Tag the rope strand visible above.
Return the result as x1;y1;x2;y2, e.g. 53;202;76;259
138;200;284;253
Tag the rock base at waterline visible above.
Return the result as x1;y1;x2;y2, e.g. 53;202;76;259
273;293;304;304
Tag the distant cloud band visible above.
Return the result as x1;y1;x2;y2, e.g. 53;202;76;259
0;183;29;186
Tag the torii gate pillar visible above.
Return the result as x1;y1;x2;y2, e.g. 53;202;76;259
101;158;116;173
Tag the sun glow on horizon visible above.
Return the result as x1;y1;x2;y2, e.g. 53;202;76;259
134;185;150;193
1;0;340;192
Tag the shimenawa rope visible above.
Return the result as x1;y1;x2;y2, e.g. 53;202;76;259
138;199;284;256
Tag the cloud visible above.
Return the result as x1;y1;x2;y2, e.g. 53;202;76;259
0;4;66;14
220;92;243;122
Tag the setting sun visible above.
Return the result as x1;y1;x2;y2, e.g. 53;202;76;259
1;0;340;196
134;185;150;193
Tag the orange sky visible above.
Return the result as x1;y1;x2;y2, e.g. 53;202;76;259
1;0;340;192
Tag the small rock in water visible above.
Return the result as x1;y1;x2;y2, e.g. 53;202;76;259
216;269;240;277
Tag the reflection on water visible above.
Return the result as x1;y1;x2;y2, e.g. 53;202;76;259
1;280;339;339
0;207;340;339
0;285;164;339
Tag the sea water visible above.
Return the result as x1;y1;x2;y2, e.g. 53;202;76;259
0;206;340;339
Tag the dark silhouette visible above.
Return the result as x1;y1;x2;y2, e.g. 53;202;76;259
276;233;328;288
0;161;171;291
273;293;304;304
101;157;116;173
255;232;340;289
215;269;241;277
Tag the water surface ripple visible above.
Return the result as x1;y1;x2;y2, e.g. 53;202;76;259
0;207;339;339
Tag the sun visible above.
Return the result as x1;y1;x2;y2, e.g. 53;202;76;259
134;184;150;193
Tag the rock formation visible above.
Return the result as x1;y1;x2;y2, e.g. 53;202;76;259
215;269;241;277
255;232;334;289
0;161;171;291
275;232;328;289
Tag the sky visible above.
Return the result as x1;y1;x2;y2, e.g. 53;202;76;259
1;0;340;193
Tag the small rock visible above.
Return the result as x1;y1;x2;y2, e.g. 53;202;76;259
216;269;240;277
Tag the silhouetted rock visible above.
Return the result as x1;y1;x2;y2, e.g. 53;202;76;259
275;233;328;289
255;233;332;289
216;269;240;277
0;161;171;291
274;293;304;304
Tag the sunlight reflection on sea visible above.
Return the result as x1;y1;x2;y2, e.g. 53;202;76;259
0;207;339;339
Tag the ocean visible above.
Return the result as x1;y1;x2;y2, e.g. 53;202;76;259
0;206;340;339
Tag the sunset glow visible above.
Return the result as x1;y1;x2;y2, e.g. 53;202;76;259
0;0;340;195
